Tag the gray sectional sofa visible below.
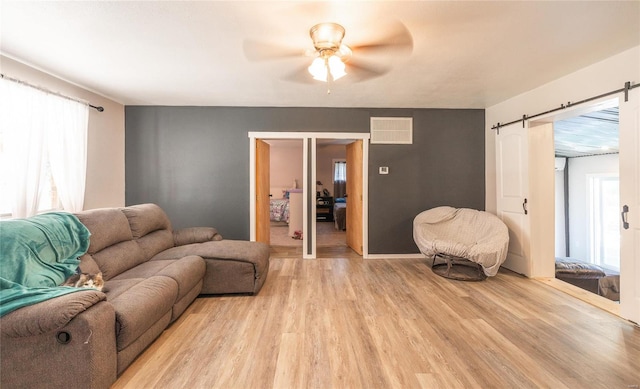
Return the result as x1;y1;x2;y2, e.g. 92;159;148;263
0;203;270;389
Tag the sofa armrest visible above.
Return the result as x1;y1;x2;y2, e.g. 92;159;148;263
1;296;117;389
173;227;222;246
1;290;106;337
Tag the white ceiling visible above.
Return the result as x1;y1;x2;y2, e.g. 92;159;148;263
1;1;638;108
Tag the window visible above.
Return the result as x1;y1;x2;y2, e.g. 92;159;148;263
589;174;620;271
0;76;88;218
0;132;59;216
333;160;346;198
333;160;346;182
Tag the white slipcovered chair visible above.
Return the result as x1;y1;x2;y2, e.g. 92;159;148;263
413;206;509;280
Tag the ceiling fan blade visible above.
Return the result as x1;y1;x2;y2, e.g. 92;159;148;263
243;40;308;62
282;64;318;84
346;58;389;82
350;21;413;56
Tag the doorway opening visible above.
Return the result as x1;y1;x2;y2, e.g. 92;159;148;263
249;132;369;259
315;141;348;253
553;103;621;303
266;139;304;248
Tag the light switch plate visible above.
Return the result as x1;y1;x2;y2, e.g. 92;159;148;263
379;166;389;174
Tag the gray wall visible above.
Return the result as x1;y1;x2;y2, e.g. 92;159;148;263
125;106;485;254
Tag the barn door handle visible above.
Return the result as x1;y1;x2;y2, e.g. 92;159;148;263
621;205;629;229
523;198;528;215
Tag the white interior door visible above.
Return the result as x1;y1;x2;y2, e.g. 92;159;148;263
496;123;531;276
619;89;640;324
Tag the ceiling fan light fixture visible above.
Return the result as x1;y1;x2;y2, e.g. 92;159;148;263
307;23;349;83
328;55;346;80
308;55;346;82
308;57;328;81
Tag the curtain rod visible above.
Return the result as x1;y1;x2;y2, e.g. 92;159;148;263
0;73;104;112
492;81;638;131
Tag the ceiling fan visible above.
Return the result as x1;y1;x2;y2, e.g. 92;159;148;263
243;21;413;90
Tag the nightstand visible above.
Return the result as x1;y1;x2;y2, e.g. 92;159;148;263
316;196;334;221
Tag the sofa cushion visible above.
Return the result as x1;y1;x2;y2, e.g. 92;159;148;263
121;204;175;258
90;240;147;281
152;240;270;295
120;204;172;239
153;240;268;266
135;229;175;260
112;256;205;302
103;278;146;301
75;208;133;254
77;254;102;275
107;276;178;351
173;227;222;246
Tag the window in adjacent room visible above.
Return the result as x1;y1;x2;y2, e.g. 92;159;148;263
589;174;620;271
333;159;346;199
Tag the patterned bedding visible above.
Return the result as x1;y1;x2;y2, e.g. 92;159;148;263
270;199;290;223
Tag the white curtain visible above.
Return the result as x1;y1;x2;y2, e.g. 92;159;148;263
0;77;88;218
46;94;88;213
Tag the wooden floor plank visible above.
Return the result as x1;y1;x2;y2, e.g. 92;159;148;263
112;248;640;389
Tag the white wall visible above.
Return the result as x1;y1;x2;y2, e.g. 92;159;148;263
567;154;619;262
1;55;125;209
486;46;640;214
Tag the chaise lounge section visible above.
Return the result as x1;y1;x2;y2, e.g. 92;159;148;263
1;203;269;389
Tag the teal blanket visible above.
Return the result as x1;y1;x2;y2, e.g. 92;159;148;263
0;212;91;317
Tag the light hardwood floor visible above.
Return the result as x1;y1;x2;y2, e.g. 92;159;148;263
113;247;640;388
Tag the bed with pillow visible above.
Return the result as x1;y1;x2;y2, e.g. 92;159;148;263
555;257;620;301
270;187;291;223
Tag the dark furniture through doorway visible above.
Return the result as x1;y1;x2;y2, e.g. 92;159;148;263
316;196;334;221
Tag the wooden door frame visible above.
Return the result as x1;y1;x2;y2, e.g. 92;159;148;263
249;132;370;259
255;139;271;245
528;96;619;278
528;96;640;323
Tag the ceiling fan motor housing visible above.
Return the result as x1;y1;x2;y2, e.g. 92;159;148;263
310;22;345;55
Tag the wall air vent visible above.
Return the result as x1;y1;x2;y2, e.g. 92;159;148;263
370;117;413;144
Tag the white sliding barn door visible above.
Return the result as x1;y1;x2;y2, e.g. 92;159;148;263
496;123;531;276
619;89;640;324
